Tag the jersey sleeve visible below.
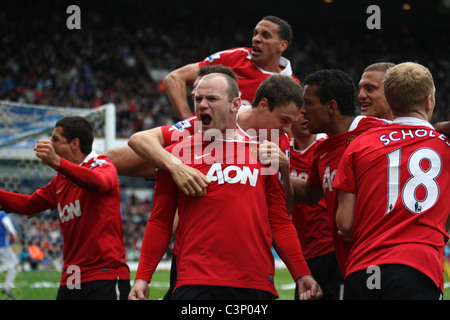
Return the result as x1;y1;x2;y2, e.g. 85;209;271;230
135;169;178;282
265;173;311;280
161;116;197;146
57;157;117;193
0;181;56;215
333;140;358;194
199;47;249;68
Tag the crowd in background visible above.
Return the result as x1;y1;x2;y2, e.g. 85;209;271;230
1;2;449;134
1;1;449;267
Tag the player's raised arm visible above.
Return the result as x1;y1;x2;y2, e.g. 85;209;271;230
164;62;200;119
128;126;209;197
104;145;156;179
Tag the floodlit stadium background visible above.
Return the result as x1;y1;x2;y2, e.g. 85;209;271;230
0;0;449;299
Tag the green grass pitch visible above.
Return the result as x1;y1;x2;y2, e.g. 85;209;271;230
1;267;449;300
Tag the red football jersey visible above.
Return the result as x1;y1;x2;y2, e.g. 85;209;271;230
162;110;291;157
0;152;130;285
199;47;299;106
290;134;334;260
333;118;450;291
136;134;310;296
307;116;386;274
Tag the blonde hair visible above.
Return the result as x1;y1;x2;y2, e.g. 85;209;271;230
383;62;434;113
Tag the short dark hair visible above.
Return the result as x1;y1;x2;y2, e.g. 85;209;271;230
201;73;240;102
304;69;357;117
262;16;292;44
55;116;94;155
198;65;237;81
252;75;303;111
364;62;395;73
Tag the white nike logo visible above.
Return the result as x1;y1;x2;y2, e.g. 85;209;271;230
319;152;328;159
194;153;212;160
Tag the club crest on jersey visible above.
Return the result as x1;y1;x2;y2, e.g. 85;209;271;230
346;133;358;145
205;52;221;63
90;159;107;169
169;118;193;132
206;163;259;187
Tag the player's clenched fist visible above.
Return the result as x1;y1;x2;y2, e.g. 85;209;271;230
258;140;289;171
128;279;150;300
34;140;61;170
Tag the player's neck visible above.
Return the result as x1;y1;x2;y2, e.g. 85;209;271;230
255;58;283;73
393;110;430;122
220;128;244;141
237;107;258;132
328;116;355;137
293;134;317;151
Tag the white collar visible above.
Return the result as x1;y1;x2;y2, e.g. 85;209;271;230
392;116;434;129
80;150;98;165
348;115;366;132
252;57;293;75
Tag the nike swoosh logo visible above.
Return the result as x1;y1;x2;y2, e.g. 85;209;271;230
319;152;328;159
194;153;212;160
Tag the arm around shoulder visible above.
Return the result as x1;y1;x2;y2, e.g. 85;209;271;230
103;145;155;179
164;62;200;119
291;176;324;204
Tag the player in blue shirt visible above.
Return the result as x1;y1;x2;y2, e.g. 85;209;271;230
0;211;19;299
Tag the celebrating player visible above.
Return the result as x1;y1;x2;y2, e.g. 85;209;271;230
164;15;299;119
289;117;343;300
105;15;300;183
0;211;19;299
128;74;302;203
128;72;322;300
334;62;450;299
291;69;387;276
0;116;130;300
358;62;395;120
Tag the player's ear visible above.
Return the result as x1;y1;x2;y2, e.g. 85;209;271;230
424;93;433;112
258;98;269;113
231;97;241;113
70;137;81;151
278;39;288;54
328;100;338;114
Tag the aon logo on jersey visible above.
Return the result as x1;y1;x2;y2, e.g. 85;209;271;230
322;166;336;192
58;200;82;223
206;163;259;187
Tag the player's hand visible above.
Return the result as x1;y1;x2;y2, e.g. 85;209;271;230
434;121;450;137
128;279;150;300
169;160;210;197
338;229;352;242
258;140;289;172
34;140;61;170
296;274;323;300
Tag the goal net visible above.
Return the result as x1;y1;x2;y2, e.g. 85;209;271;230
0;100;116;151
